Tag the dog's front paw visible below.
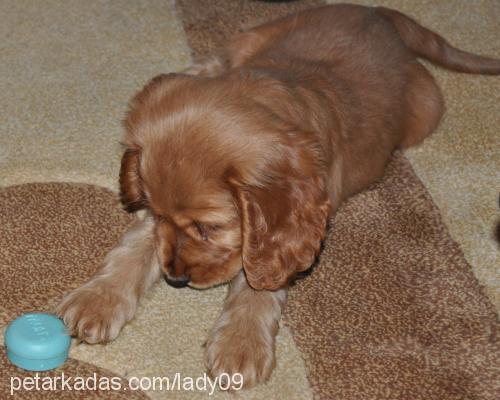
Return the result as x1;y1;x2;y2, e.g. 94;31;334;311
205;321;276;388
55;282;134;344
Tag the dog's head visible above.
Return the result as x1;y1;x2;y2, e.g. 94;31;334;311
120;73;330;290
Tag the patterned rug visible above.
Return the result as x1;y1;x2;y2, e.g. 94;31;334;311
1;1;499;399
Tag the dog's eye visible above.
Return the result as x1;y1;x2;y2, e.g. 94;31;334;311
156;214;167;223
193;221;208;241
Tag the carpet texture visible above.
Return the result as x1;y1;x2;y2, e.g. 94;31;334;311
0;0;191;190
0;348;148;399
0;183;136;327
0;184;142;399
285;152;500;399
1;0;499;399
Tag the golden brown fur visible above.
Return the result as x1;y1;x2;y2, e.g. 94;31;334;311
56;4;500;388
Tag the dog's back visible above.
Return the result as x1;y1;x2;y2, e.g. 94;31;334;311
187;4;499;198
222;4;500;197
242;4;500;75
260;4;413;74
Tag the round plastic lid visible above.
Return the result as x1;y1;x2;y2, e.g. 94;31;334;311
4;313;71;371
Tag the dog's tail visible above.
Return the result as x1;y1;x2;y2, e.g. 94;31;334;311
377;7;500;75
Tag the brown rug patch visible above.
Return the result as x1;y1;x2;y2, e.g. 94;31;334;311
0;183;148;398
286;152;500;399
0;183;135;326
0;346;148;399
176;1;500;399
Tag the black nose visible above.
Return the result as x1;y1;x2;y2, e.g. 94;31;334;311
164;274;190;288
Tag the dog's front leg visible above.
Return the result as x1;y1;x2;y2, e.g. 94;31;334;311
55;215;160;343
205;271;287;388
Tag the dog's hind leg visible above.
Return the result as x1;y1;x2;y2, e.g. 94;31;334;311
400;63;444;148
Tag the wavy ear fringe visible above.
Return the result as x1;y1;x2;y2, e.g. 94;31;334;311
228;151;331;291
119;148;146;213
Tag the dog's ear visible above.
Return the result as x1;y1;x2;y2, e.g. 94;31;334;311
228;138;331;290
119;147;145;212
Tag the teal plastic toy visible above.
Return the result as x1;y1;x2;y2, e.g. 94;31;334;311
4;313;71;371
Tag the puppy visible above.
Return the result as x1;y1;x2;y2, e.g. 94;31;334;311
56;4;500;388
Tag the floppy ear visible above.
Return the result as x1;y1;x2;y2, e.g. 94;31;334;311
229;148;331;290
119;147;145;212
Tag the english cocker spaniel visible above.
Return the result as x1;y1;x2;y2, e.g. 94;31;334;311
56;4;500;387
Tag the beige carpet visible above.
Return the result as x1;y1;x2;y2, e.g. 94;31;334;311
0;0;191;190
1;0;499;399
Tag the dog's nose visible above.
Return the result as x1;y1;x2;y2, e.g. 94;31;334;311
164;274;190;288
